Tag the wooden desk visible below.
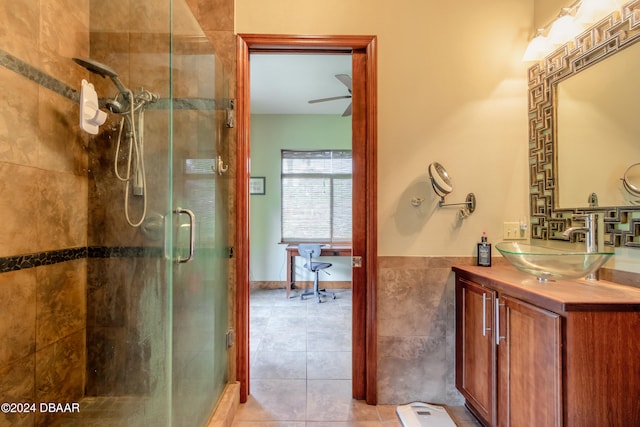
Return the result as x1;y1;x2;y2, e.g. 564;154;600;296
285;243;352;298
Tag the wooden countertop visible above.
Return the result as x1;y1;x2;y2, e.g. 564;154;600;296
452;264;640;314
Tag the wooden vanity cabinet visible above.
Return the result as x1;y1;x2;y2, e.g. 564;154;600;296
455;278;497;426
454;265;640;427
497;295;561;427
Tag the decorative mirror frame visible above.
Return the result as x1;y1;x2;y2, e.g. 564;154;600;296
528;0;640;247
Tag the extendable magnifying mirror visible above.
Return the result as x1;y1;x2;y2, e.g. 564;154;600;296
427;162;476;217
622;163;640;198
428;162;453;198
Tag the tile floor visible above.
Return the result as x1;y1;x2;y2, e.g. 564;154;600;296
232;288;481;427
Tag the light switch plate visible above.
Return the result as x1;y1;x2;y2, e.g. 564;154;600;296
503;222;526;240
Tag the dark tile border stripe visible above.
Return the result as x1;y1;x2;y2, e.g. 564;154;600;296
0;49;79;102
0;248;86;273
0;48;220;110
0;246;163;273
88;246;163;258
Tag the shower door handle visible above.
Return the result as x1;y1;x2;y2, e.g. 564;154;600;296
175;207;196;263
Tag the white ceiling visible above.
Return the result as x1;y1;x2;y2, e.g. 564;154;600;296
249;53;352;115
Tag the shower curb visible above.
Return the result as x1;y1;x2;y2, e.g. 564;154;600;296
206;382;240;427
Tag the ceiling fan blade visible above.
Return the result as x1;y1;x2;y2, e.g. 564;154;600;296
308;95;351;104
335;74;352;91
342;103;352;117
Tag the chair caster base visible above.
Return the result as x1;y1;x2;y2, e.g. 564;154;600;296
300;289;336;302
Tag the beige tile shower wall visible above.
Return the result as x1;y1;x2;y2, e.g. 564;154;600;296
377;256;475;405
185;0;235;74
86;107;170;248
0;4;89;257
0;2;90;425
87;0;172;247
0;261;87;427
85;256;168;397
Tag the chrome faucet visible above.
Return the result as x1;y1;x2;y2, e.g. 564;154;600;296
562;213;598;252
562;213;598;279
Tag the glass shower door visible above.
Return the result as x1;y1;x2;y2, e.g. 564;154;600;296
49;0;229;425
169;19;230;426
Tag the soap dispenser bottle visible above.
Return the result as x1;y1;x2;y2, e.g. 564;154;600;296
477;232;491;267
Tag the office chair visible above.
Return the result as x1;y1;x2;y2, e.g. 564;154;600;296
298;244;336;303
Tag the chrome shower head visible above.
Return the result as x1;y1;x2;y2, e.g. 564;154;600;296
73;57;118;78
72;57;130;96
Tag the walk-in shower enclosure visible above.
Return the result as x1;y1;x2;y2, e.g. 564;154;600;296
0;1;231;425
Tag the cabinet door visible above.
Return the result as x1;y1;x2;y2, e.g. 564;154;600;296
497;295;562;427
456;278;496;426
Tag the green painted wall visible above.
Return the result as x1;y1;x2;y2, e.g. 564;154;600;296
250;114;352;282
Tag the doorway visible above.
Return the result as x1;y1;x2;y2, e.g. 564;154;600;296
236;34;378;404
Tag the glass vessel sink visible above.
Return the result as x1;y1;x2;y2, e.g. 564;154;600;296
495;241;614;282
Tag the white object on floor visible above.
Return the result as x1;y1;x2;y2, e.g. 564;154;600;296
396;402;456;427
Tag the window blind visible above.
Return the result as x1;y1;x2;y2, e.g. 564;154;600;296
281;150;352;242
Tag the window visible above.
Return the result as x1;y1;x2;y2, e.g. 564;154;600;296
281;150;352;243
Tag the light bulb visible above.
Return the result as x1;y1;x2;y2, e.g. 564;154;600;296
522;31;552;62
547;10;584;46
575;0;618;24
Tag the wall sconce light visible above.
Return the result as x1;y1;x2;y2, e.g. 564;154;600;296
522;0;621;62
522;29;552;62
547;8;584;46
575;0;619;24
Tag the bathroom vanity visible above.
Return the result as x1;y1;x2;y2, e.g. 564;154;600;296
453;265;640;427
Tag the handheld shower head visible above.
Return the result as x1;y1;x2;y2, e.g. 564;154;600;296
72;57;118;78
72;57;130;96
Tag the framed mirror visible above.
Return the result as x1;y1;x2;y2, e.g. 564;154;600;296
528;1;640;247
557;42;640;208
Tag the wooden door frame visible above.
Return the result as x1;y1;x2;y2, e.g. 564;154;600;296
235;34;378;404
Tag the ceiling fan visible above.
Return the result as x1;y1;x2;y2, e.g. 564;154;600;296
308;74;352;116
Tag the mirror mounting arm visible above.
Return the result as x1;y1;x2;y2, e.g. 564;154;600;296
438;193;476;216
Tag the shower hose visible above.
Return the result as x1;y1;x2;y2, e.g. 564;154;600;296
113;89;154;227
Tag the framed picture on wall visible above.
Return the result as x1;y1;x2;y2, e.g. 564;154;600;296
250;177;266;195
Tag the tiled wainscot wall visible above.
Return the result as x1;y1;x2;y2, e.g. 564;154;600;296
378;256;483;405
